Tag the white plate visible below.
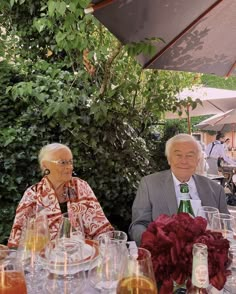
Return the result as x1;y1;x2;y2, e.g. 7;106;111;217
39;239;99;275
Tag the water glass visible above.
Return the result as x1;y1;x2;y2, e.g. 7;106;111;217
88;239;127;293
58;212;84;242
197;206;219;230
97;230;128;243
0;249;27;294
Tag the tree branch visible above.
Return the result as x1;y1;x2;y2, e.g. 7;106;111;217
99;42;122;96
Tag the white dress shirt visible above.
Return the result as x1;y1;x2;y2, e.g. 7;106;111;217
172;173;201;215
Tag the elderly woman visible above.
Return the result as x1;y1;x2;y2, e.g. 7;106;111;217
8;143;113;248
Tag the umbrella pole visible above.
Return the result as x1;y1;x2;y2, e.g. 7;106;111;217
232;123;235;149
187;104;191;134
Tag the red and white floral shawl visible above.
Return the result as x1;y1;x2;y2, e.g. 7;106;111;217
8;177;113;248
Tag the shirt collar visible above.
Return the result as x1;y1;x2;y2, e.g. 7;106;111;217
172;172;194;188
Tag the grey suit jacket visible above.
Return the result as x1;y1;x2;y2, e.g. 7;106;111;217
129;169;229;245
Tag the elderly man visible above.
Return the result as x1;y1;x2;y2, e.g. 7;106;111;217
129;133;229;245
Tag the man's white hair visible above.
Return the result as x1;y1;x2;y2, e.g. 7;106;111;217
165;133;202;160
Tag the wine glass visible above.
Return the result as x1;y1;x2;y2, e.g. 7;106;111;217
0;249;27;294
117;247;157;294
197;206;219;230
18;214;50;269
88;239;127;293
212;213;236;242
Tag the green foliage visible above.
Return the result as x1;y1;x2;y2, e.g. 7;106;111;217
0;0;198;243
201;74;236;90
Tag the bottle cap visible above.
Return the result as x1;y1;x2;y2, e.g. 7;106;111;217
180;183;189;193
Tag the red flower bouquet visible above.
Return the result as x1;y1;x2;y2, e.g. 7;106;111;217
141;213;230;294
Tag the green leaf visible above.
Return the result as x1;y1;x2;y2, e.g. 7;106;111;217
48;0;57;16
56;1;67;15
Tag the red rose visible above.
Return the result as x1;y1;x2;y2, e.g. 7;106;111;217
141;213;230;293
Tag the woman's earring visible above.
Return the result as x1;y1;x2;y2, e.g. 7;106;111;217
44;169;50;176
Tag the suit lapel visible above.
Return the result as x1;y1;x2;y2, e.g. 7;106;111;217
163;170;178;215
193;175;212;206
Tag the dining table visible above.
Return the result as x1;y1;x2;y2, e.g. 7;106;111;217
25;270;100;294
24;241;138;294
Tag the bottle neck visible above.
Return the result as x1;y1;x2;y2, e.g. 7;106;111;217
191;251;209;289
177;199;195;217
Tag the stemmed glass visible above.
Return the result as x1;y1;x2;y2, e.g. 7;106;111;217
197;206;219;230
0;249;27;294
212;213;236;242
17;214;50;293
117;247;157;294
18;214;50;270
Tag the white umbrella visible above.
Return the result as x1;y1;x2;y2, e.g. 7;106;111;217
164;86;236;134
196;109;236;147
165;87;236;119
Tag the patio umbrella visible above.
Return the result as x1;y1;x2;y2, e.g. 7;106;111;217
164;86;236;134
165;87;236;119
85;0;236;77
195;109;236;147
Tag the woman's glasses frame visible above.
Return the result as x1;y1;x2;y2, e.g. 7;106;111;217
49;159;74;166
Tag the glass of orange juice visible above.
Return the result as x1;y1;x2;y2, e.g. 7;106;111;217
0;249;27;294
117;247;158;294
18;214;50;272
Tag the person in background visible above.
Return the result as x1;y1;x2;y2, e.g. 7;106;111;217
195;138;208;176
224;138;231;152
8;143;113;248
129;133;229;246
205;132;236;174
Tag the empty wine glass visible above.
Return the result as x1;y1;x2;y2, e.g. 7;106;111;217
0;249;27;294
197;206;219;230
212;213;236;243
117;247;157;294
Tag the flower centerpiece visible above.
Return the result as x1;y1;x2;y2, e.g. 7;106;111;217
141;213;230;294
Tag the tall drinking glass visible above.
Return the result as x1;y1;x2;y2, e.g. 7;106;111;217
96;230;128;243
0;249;27;294
58;212;84;242
88;239;127;293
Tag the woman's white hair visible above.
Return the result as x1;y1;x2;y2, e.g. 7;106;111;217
165;133;202;160
38;143;71;170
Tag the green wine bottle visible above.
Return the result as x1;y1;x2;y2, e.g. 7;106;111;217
177;183;195;217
